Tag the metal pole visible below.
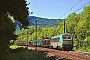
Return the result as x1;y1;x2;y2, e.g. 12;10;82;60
64;20;65;33
27;30;28;48
35;20;37;51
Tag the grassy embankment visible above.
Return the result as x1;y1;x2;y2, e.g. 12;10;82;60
4;45;56;60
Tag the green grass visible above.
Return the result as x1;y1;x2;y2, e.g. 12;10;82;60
10;45;26;49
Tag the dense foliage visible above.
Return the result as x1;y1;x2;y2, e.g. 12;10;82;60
61;6;90;52
16;5;90;52
0;0;29;59
0;0;29;26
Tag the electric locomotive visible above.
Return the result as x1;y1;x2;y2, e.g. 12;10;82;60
50;33;73;50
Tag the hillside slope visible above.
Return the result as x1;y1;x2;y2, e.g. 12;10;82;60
28;16;64;27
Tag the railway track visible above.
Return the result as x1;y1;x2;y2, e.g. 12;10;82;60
28;46;90;60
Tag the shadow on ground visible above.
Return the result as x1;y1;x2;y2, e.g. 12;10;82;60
3;47;70;60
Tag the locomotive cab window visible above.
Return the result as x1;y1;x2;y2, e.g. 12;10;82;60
63;36;67;39
63;35;71;39
68;36;71;39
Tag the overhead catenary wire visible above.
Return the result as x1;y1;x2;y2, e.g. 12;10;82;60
75;0;90;12
59;0;82;19
59;0;90;34
59;0;90;19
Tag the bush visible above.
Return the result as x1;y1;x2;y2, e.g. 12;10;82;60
10;45;20;49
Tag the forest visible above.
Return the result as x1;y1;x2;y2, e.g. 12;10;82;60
16;5;90;52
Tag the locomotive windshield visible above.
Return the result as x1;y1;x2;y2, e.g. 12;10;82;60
62;35;71;39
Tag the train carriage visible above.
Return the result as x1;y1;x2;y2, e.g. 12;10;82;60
50;33;73;50
37;40;42;47
16;42;27;46
32;40;42;47
42;38;50;47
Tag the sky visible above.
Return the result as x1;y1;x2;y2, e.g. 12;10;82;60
26;0;90;19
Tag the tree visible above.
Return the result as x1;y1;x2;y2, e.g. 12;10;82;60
0;15;16;58
0;0;29;26
0;0;29;59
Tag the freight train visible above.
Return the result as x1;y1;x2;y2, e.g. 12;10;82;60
16;33;73;51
